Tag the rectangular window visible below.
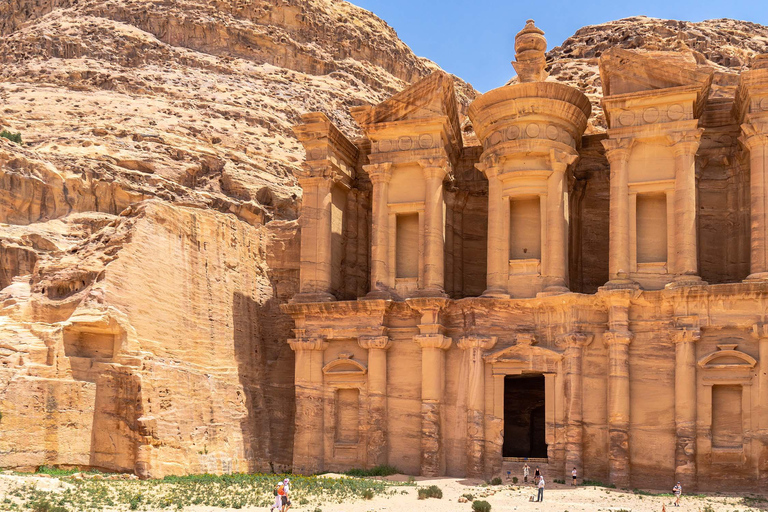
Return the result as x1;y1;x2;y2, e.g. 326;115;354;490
509;197;541;260
335;388;360;444
396;213;419;278
636;194;667;264
712;384;742;448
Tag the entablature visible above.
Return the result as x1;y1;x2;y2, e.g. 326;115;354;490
293;112;359;184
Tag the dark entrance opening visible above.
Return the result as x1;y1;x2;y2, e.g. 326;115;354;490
503;374;547;458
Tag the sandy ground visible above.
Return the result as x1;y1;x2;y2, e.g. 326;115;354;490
2;473;763;512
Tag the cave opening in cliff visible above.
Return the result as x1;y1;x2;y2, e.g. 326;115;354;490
503;374;547;459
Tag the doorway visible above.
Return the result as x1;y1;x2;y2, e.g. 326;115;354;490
503;374;547;458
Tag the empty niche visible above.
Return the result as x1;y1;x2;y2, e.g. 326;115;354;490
712;384;743;449
396;213;419;278
335;388;360;444
63;327;116;359
510;196;541;260
636;193;667;264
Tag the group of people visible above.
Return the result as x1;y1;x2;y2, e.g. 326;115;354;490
520;464;685;507
270;478;291;512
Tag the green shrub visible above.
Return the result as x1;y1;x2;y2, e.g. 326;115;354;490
0;131;21;144
362;489;374;500
490;477;502;485
554;478;565;484
581;479;615;488
344;465;400;477
512;476;518;484
129;493;143;510
462;493;476;501
417;485;443;499
30;501;67;512
472;499;492;512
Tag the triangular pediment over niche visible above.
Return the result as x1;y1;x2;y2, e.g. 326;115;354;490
350;71;462;147
599;48;714;97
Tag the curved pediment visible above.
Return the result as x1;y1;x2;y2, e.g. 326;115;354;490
323;357;367;376
698;344;756;370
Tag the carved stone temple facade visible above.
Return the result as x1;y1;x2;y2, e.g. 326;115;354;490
282;21;768;491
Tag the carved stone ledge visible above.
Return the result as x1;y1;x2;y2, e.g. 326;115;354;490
670;328;701;344
414;334;452;350
457;335;497;351
288;338;329;352
603;330;633;347
358;336;392;351
556;332;594;349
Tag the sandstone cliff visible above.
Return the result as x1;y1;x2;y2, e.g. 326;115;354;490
0;0;472;476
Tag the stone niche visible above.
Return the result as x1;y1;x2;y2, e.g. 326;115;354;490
600;48;713;289
62;314;124;382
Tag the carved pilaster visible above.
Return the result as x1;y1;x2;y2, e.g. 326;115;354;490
602;137;634;282
668;129;704;279
603;329;633;488
476;157;509;297
289;337;329;474
752;322;768;487
359;335;392;468
364;163;394;297
741;123;768;279
670;325;700;489
415;333;451;476
458;335;497;478
417;158;451;296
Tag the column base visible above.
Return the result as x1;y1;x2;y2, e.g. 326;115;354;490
600;279;641;292
363;288;395;300
481;287;510;299
410;287;448;298
665;274;707;289
291;292;336;303
745;272;768;282
538;285;570;297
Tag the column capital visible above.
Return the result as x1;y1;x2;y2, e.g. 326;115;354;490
475;154;501;178
415;334;452;350
358;335;392;351
670;327;701;344
297;175;333;189
550;148;579;172
601;137;633;165
457;335;497;351
741;122;768;151
603;330;633;347
364;162;393;183
753;322;768;340
556;332;594;349
288;337;329;351
418;157;450;180
667;128;704;156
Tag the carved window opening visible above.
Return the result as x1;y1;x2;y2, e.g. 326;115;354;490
395;213;419;278
711;384;743;449
509;196;541;260
503;374;547;458
636;193;667;264
335;388;360;444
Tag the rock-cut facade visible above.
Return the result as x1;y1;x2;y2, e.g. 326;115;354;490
283;20;768;491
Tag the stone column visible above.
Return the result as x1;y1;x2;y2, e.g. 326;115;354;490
742;126;768;280
364;163;393;297
602;138;633;281
669;129;703;278
476;159;509;297
359;335;392;468
561;332;592;482
603;329;633;488
752;322;768;487
419;158;449;296
297;176;334;299
457;335;497;478
415;333;452;476
546;149;578;291
672;327;700;488
288;337;329;474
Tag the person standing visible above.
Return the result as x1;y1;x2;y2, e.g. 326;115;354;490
281;478;292;512
523;463;530;483
534;466;541;485
673;482;681;507
271;480;283;511
571;467;577;486
537;475;545;502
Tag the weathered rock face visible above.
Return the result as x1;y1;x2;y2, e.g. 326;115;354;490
0;0;473;476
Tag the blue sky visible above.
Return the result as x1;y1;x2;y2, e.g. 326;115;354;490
349;0;768;93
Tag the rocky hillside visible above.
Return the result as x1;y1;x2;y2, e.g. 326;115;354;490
529;17;768;132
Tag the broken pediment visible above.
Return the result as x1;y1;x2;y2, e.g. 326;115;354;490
484;334;563;374
322;353;367;376
350;71;462;151
698;344;757;370
599;48;713;98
